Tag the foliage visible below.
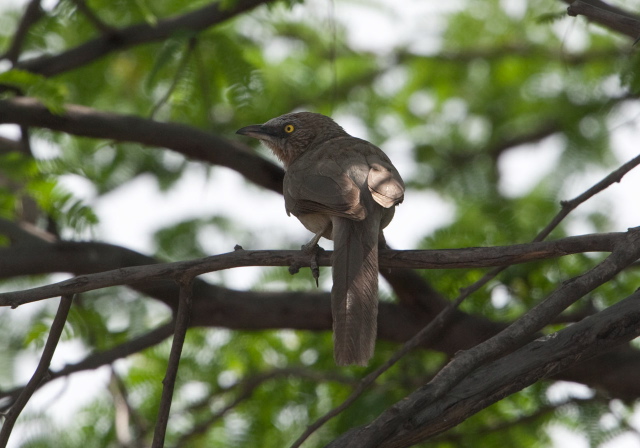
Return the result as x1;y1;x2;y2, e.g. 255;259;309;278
0;0;639;447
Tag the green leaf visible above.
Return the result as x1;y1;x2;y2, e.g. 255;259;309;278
535;11;566;24
620;51;640;94
134;0;158;25
145;35;189;92
0;69;68;114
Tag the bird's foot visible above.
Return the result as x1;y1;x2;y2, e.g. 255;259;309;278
301;242;324;287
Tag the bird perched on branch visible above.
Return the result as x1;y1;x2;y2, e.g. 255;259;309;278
237;112;404;366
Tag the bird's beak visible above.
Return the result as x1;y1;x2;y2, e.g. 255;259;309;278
236;124;270;140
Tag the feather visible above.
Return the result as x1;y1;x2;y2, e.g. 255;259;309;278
330;207;381;366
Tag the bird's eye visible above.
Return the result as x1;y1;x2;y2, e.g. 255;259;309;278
284;124;295;133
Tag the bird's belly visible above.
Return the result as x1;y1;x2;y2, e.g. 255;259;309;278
296;213;333;240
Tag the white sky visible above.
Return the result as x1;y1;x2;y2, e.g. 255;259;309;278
2;0;640;447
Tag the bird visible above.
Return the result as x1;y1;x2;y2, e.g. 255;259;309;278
237;112;404;366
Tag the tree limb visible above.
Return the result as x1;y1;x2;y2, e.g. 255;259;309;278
536;153;640;241
1;0;43;64
339;227;640;447
0;97;285;195
301;151;640;445
0;295;73;446
0;322;174;412
350;288;640;447
15;0;277;77
0;231;624;308
152;278;193;448
567;0;640;40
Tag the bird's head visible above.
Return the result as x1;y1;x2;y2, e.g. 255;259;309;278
236;112;347;167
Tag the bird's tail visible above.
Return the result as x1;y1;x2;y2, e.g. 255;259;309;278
330;212;380;366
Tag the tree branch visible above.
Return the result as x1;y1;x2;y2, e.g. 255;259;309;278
15;0;277;77
0;137;22;155
341;227;640;447
0;232;623;308
0;295;73;446
69;0;117;36
429;398;591;444
562;0;640;20
373;288;640;447
536;152;640;241
1;0;43;64
152;277;193;447
567;0;640;40
0;322;174;412
108;367;147;446
304;151;640;445
176;367;358;446
149;37;197;119
488;121;560;160
0;97;285;195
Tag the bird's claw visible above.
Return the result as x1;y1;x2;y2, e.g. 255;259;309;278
310;258;320;287
301;243;323;287
288;262;301;275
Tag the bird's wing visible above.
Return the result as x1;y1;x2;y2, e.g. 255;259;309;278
365;152;405;208
284;154;366;220
284;138;404;218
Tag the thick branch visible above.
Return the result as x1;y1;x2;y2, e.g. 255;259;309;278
0;97;284;195
563;0;640;20
15;0;276;77
0;232;623;307
1;236;640;409
0;137;22;155
567;0;640;40
339;227;640;447
377;288;640;447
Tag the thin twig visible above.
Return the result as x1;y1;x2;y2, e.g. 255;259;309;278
175;367;357;446
193;43;213;123
1;0;43;64
149;37;196;119
430;397;595;444
109;368;134;446
535;152;640;242
0;322;173;413
0;295;73;447
69;0;116;35
290;153;640;447
152;277;193;448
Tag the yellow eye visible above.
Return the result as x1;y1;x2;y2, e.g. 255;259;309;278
284;124;295;133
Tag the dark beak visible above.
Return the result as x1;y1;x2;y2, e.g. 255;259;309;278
236;124;269;139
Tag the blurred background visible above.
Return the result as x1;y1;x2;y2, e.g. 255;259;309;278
1;0;640;446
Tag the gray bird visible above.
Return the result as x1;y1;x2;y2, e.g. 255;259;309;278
237;112;405;366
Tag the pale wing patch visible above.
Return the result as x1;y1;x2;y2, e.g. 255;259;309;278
367;161;405;208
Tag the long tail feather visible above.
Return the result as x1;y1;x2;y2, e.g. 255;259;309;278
330;212;380;366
